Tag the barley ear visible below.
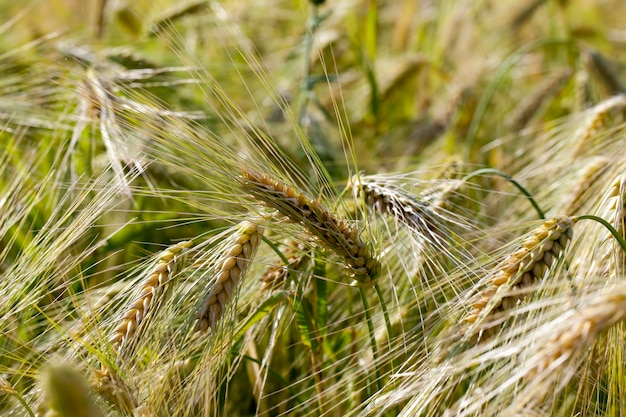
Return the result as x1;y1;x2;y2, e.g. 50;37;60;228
242;170;378;283
109;240;192;352
465;215;574;324
194;220;264;332
536;290;626;374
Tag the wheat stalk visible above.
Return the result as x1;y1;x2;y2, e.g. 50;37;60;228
194;220;264;332
109;240;192;352
242;170;378;283
465;216;574;324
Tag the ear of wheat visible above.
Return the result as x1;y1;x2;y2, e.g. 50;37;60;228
194;220;264;332
465;215;574;324
351;174;470;248
241;170;378;283
109;240;192;352
534;290;626;374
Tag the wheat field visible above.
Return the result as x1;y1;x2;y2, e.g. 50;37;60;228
1;0;626;416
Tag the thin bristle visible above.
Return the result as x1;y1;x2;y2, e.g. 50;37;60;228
242;170;379;283
194;220;264;332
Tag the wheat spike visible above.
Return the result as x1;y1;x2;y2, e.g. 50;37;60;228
242;170;378;283
352;175;462;244
536;289;626;374
260;240;308;290
465;216;574;323
194;220;264;332
109;240;192;351
572;95;626;156
509;68;572;130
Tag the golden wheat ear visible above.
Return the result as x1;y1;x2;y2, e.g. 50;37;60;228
109;240;192;352
465;215;574;325
241;170;379;283
194;220;264;333
534;289;626;375
350;174;466;243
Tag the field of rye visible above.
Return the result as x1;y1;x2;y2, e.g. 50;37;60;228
2;0;626;416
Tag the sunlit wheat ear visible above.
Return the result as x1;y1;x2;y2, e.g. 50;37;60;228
194;221;264;333
260;240;309;290
572;94;626;156
109;240;192;352
534;288;626;375
465;215;574;324
242;170;379;283
351;174;463;243
44;365;105;417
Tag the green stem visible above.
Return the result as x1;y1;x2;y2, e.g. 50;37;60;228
463;168;545;219
574;215;626;254
359;287;382;395
262;236;291;266
373;283;393;349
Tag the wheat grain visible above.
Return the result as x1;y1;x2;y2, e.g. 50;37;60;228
194;220;264;332
260;240;309;290
109;240;192;352
465;216;574;324
242;170;378;283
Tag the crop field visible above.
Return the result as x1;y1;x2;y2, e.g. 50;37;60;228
1;0;626;416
